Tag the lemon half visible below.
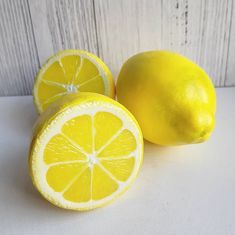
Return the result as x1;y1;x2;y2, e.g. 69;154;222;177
33;50;114;113
29;93;143;210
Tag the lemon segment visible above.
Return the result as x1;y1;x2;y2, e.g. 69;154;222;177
29;93;143;210
100;157;135;182
94;112;123;151
33;50;114;113
42;61;67;84
63;167;92;202
60;55;81;83
73;58;99;85
92;165;118;200
62;115;93;154
43;134;87;164
37;82;66;107
78;75;105;94
46;163;87;192
97;129;137;158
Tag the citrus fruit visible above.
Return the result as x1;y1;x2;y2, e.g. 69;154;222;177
116;51;216;146
29;93;143;210
33;50;114;113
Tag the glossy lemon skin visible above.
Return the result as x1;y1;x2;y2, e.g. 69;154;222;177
116;51;216;146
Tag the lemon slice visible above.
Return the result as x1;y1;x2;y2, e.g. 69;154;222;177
29;93;143;210
33;50;114;113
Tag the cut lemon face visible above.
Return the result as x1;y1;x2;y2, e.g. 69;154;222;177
33;50;114;113
29;93;143;210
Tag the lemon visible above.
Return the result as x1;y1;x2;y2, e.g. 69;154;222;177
116;51;216;146
33;50;114;113
29;93;143;210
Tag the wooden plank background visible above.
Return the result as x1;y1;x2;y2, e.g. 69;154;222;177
0;0;235;96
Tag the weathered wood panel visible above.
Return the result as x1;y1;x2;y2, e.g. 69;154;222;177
94;0;234;86
28;0;98;65
225;0;235;86
0;0;39;95
161;0;232;86
0;0;235;96
94;0;162;78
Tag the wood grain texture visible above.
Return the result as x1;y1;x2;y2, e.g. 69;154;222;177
0;0;39;95
225;0;235;86
28;0;98;65
94;0;235;86
0;0;235;96
94;0;162;78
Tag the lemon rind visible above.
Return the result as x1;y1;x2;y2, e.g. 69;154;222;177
29;94;143;211
33;50;114;114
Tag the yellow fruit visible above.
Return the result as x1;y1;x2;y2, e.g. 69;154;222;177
29;93;143;210
116;51;216;146
33;50;114;113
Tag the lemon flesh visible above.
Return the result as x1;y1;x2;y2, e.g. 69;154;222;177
33;50;114;113
29;93;143;210
117;51;216;146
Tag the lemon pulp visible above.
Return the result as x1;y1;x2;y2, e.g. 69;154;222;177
29;93;143;210
33;50;114;113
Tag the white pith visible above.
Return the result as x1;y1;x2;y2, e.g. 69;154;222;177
34;51;111;113
31;101;143;210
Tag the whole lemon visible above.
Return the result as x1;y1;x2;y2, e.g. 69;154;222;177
116;51;216;146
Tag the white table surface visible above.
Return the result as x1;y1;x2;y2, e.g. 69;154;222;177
0;88;235;235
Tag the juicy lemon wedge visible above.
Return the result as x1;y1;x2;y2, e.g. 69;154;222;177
33;50;114;113
29;93;143;210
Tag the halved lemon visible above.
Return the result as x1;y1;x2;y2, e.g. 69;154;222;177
33;50;114;113
29;93;143;210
